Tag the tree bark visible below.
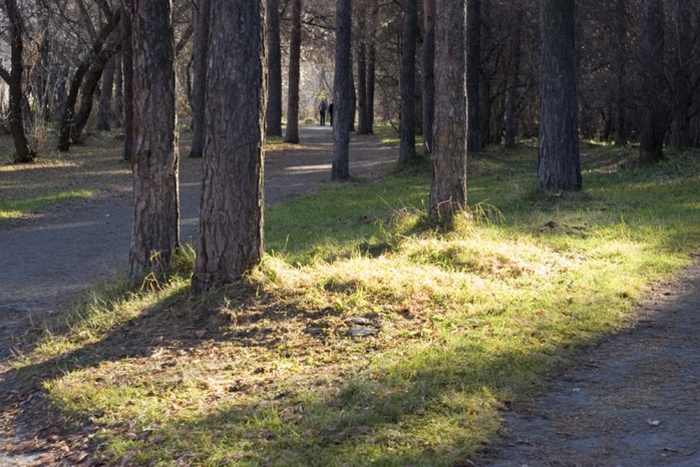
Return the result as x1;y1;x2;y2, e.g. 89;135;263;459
639;0;665;163
466;0;481;152
429;0;467;222
537;0;581;192
96;56;115;131
422;0;435;155
284;0;302;144
192;0;265;293
398;0;417;164
4;0;34;163
266;0;283;137
128;0;180;279
114;53;124;128
332;0;352;180
188;0;210;158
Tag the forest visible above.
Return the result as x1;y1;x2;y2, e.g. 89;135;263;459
2;0;700;465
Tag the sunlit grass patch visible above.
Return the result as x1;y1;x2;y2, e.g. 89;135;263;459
11;140;700;465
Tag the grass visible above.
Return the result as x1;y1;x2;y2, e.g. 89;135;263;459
9;139;700;466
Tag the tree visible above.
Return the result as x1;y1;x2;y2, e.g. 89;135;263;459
429;0;467;222
188;0;210;158
421;0;435;155
537;0;581;192
266;0;283;137
192;0;266;293
96;56;116;131
4;0;35;163
331;0;352;180
639;0;665;163
284;0;302;144
466;0;481;152
128;0;180;279
398;0;417;164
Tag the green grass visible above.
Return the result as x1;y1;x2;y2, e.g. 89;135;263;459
0;188;97;218
12;142;700;466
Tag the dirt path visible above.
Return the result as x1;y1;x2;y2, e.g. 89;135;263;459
482;262;700;466
0;127;395;465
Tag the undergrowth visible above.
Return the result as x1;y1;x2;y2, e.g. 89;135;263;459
11;141;700;466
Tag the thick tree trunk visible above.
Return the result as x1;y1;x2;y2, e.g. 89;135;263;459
96;56;115;131
466;0;481;152
284;0;302;144
266;0;283;137
5;0;34;163
128;0;180;279
192;0;265;293
537;0;581;192
332;0;352;180
422;0;435;155
429;0;467;222
639;0;665;163
188;0;210;158
398;0;417;164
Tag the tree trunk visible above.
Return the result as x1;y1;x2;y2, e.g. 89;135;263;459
398;0;417;164
639;0;665;163
669;0;691;150
192;0;265;293
466;0;481;152
504;4;522;148
613;0;627;146
4;0;34;163
96;56;115;131
114;53;124;128
537;0;581;192
123;5;134;161
188;0;210;158
266;0;283;137
284;0;302;144
422;0;435;155
332;0;352;180
128;0;180;279
429;0;467;222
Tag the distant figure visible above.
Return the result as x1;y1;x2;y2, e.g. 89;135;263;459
328;102;334;127
319;99;327;126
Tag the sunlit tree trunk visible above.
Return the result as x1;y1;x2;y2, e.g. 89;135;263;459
266;0;283;137
398;0;417;164
429;0;467;222
284;0;302;144
537;0;581;192
192;0;266;293
332;0;352;180
128;0;180;279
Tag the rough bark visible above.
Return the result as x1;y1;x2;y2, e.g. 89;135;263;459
192;0;265;293
266;0;283;137
398;0;417;164
188;0;210;158
466;0;481;152
96;56;115;131
537;0;581;192
429;0;467;222
4;0;34;163
332;0;352;180
128;0;180;279
284;0;302;144
422;0;435;155
639;0;665;164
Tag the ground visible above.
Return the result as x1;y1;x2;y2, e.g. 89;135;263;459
2;127;700;466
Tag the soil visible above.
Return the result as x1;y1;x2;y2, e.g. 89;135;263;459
2;127;700;466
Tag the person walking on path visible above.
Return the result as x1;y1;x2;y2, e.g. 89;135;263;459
319;99;327;126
